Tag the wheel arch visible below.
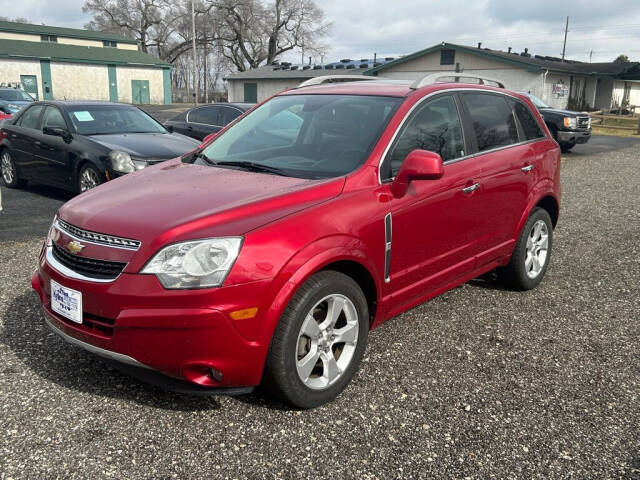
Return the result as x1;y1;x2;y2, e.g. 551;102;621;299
536;194;559;228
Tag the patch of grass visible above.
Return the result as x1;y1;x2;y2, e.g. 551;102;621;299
592;126;639;138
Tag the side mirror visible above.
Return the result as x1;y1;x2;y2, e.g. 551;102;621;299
199;131;219;147
43;126;72;142
391;149;444;197
165;124;174;133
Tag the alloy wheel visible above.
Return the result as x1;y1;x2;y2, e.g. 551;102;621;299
79;168;100;192
295;294;359;390
525;219;549;279
1;152;14;185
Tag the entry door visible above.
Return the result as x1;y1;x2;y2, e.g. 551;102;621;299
20;75;39;100
244;83;257;103
131;80;150;104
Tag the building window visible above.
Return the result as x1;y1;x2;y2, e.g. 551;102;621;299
103;40;118;48
440;49;455;65
40;35;58;43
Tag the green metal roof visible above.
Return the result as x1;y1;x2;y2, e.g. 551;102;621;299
0;38;170;68
0;20;137;45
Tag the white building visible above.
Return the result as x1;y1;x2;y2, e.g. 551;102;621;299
0;20;172;104
226;42;640;110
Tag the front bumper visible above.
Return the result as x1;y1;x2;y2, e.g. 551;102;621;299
32;246;273;389
557;129;591;144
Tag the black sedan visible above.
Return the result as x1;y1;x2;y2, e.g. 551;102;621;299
0;101;199;193
164;103;252;140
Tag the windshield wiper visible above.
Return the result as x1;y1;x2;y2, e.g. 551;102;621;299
194;151;216;165
212;160;289;177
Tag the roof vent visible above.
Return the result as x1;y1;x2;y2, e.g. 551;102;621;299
477;42;482;49
521;48;530;57
507;47;512;53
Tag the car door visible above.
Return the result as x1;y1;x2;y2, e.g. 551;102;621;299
458;92;537;267
382;93;485;311
186;106;221;140
39;106;75;187
7;104;45;180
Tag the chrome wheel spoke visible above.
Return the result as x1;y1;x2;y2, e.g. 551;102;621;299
333;322;357;345
322;296;345;330
300;313;321;338
320;351;341;384
525;220;549;279
297;347;320;381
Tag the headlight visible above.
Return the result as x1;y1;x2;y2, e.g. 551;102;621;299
133;159;147;171
563;117;577;129
109;151;135;173
141;237;242;289
46;215;58;246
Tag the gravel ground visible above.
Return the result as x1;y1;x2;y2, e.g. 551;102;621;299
0;143;639;479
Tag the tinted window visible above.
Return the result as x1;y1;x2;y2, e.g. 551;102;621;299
462;93;519;152
510;100;545;140
189;106;220;125
42;107;67;129
0;90;33;101
385;95;465;178
18;105;44;129
200;94;401;179
219;107;243;126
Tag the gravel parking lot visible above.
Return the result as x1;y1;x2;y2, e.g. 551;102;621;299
0;137;639;479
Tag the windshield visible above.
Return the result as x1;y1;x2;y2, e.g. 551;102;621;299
525;93;550;109
199;94;402;179
67;105;167;135
0;90;34;102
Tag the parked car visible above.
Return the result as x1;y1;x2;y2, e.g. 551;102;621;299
32;76;561;408
0;101;199;193
522;92;591;152
164;103;252;140
0;87;34;114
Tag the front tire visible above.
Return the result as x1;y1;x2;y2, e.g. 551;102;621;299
77;164;102;193
1;149;27;188
500;207;553;290
263;271;369;409
560;141;576;153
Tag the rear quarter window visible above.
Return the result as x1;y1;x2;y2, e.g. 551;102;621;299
461;93;519;152
510;100;545;140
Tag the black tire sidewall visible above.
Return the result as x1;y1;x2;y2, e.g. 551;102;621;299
265;271;369;409
509;208;553;290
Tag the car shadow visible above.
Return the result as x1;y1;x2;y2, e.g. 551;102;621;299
1;290;221;411
466;270;511;292
22;182;75;202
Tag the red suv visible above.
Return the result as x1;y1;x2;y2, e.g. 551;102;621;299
31;75;560;408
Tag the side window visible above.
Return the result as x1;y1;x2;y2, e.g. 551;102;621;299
461;93;519;152
17;105;44;130
510;100;545;140
42;107;68;130
219;107;242;126
189;107;220;125
384;95;465;179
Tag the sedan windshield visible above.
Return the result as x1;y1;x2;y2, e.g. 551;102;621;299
199;94;402;179
67;105;167;135
525;93;550;109
0;90;34;101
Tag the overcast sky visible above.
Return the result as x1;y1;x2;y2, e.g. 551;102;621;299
6;0;640;64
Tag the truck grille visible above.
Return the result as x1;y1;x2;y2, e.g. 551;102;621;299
577;116;590;129
56;219;141;250
52;243;127;280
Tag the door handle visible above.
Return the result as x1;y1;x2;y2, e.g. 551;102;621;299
521;165;535;173
462;183;480;194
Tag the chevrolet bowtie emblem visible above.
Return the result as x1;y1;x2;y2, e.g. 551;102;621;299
66;240;85;254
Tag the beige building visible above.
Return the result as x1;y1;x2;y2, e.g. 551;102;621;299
0;20;171;104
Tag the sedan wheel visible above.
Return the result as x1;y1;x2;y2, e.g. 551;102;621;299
525;220;549;279
1;150;25;188
78;165;101;192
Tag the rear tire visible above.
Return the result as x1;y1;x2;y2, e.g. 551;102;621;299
1;149;27;188
560;141;575;152
262;271;369;409
77;164;102;193
499;207;553;290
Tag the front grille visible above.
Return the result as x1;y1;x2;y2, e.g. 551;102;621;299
56;219;141;250
55;310;116;338
52;242;126;280
577;116;590;129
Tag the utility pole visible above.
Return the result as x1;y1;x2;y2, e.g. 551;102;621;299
191;0;198;105
561;16;569;62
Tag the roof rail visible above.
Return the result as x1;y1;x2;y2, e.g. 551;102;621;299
411;72;507;90
297;75;379;88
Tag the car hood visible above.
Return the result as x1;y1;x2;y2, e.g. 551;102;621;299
58;159;345;248
540;108;588;117
88;132;200;159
